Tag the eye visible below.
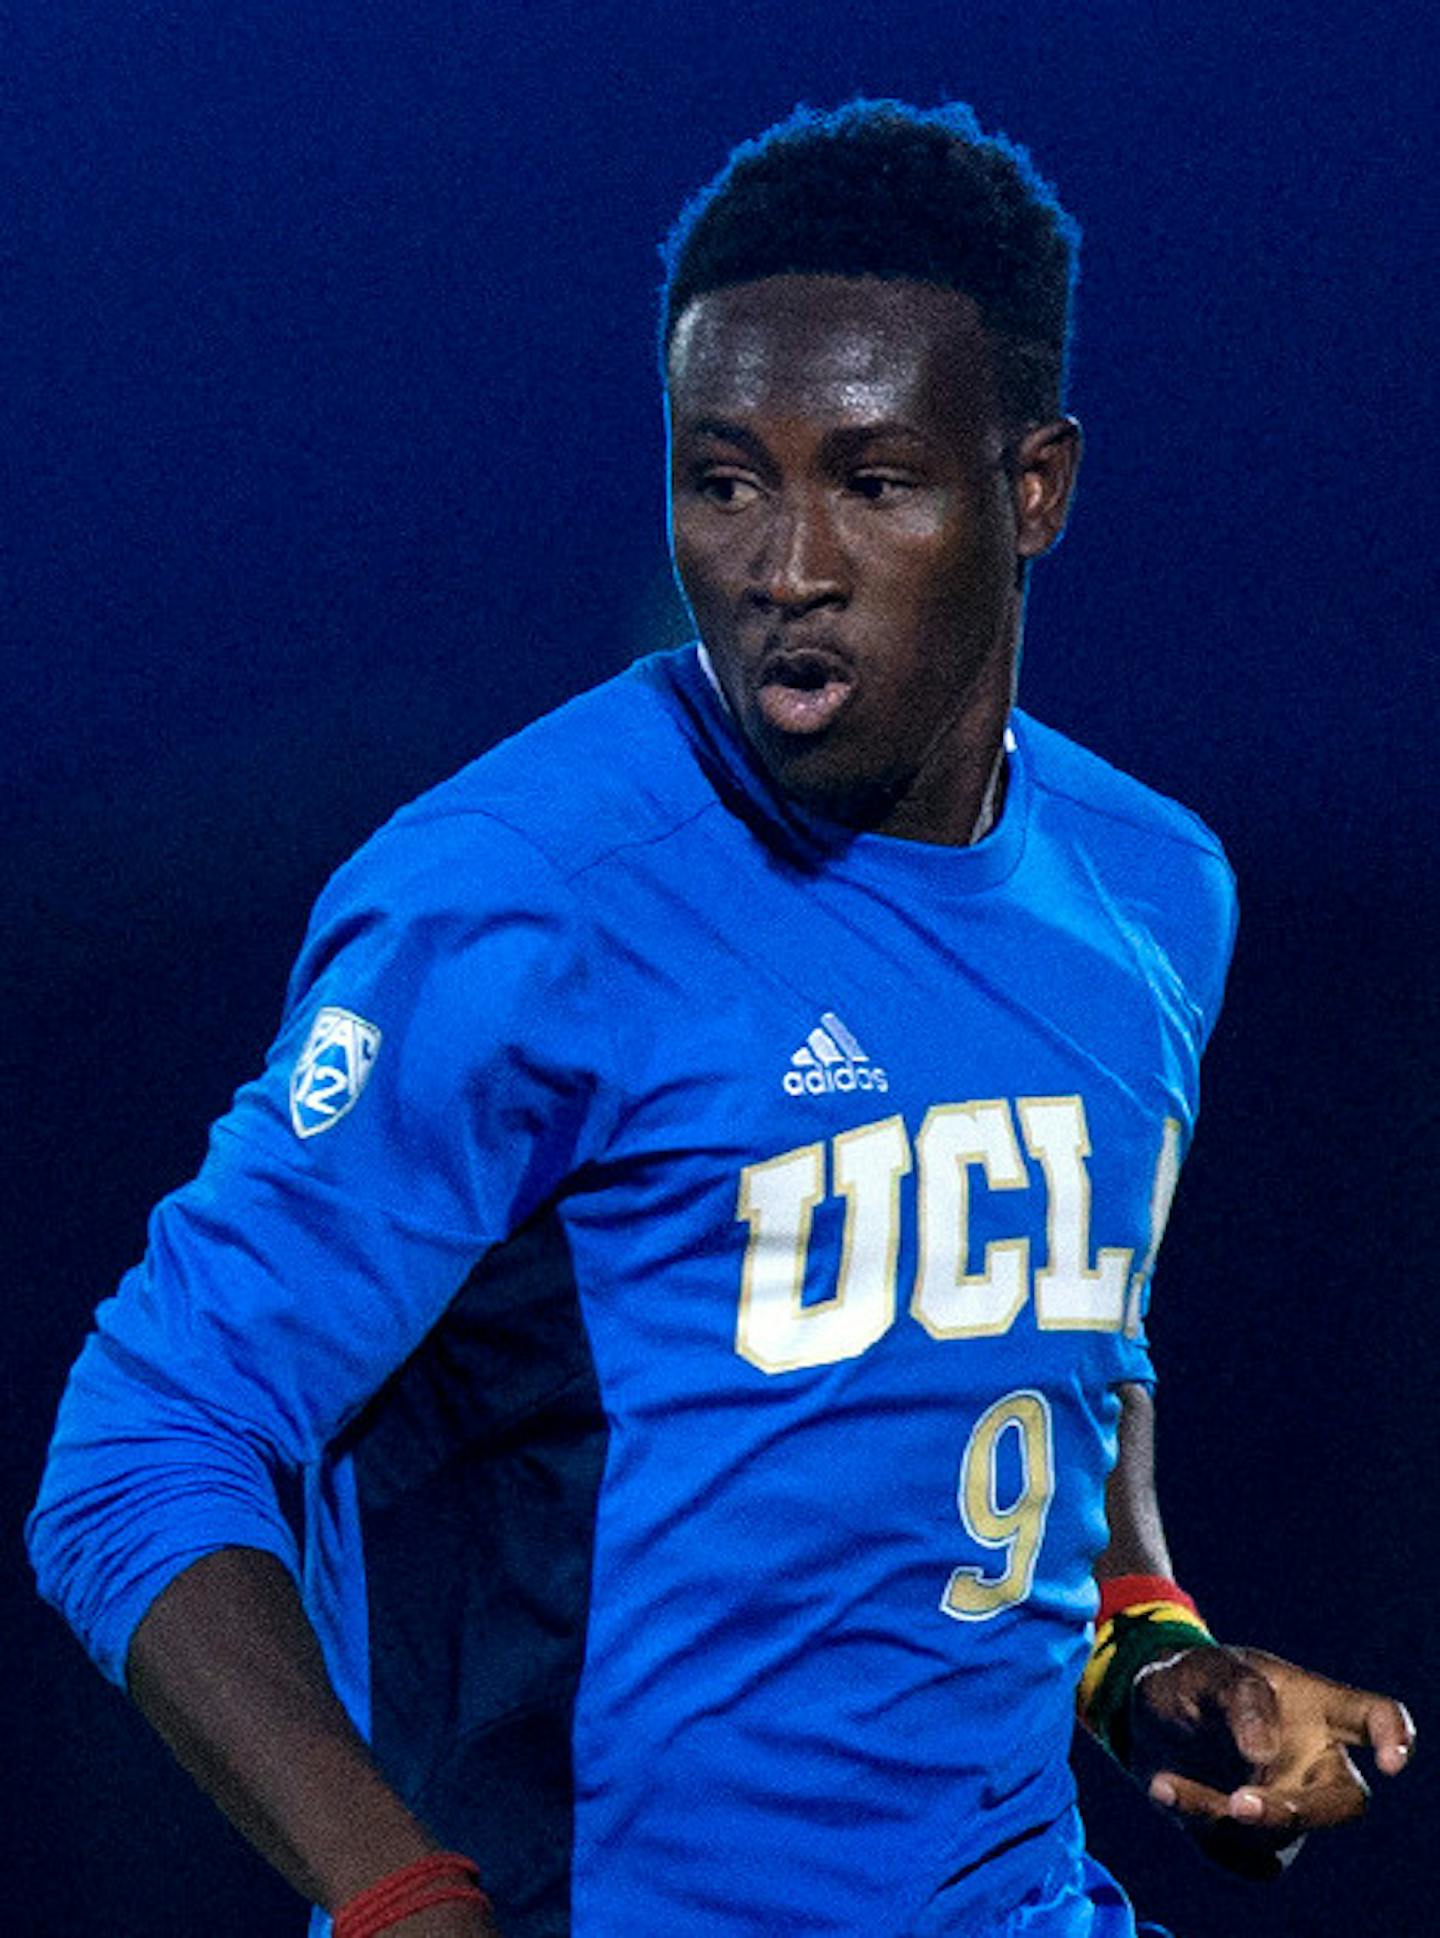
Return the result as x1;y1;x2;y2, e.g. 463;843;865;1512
693;470;763;510
848;471;916;502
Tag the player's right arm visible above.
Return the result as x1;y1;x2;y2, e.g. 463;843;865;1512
127;1547;499;1935
27;810;618;1933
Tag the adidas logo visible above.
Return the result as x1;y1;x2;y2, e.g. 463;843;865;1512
783;1010;889;1098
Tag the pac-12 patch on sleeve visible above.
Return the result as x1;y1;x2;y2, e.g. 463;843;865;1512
289;1006;383;1139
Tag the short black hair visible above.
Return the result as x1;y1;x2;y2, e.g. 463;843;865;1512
660;99;1079;432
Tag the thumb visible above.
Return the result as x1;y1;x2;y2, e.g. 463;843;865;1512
1217;1664;1282;1766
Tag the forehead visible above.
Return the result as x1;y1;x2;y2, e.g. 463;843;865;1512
667;274;1001;440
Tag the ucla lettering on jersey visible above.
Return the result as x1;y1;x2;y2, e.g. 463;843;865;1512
736;1096;1181;1375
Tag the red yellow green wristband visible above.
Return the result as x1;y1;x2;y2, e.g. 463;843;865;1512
1078;1573;1217;1767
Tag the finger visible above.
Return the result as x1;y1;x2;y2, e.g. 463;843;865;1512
1239;1652;1416;1778
1154;1771;1287;1829
1149;1771;1236;1823
1150;1768;1310;1835
1232;1744;1371;1834
1295;1665;1415;1761
1357;1697;1417;1777
1151;1769;1313;1884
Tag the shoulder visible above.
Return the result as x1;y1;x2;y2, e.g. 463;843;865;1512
1017;710;1231;876
1014;711;1238;1034
386;648;714;878
313;650;715;923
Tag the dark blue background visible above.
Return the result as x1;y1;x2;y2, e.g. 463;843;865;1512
5;4;1435;1933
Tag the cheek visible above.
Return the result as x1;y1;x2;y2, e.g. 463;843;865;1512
673;556;716;623
669;526;705;598
862;543;972;629
906;533;1007;620
673;527;739;619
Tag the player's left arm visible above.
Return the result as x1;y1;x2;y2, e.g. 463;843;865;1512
1088;1382;1416;1876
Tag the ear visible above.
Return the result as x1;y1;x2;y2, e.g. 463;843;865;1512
1013;416;1082;558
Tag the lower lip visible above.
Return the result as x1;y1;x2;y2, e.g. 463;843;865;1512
756;678;854;736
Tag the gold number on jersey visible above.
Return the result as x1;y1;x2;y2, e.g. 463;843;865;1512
941;1389;1055;1621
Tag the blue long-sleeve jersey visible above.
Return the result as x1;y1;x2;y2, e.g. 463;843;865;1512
30;645;1235;1936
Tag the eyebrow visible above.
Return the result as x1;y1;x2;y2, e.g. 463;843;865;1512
680;417;771;460
678;416;936;459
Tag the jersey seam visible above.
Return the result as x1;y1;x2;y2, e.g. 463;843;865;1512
481;795;727;888
386;793;723;888
1027;769;1234;873
384;802;731;1158
332;805;638;1162
446;808;662;1144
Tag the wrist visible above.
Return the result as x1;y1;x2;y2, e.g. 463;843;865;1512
1079;1573;1216;1768
331;1852;491;1938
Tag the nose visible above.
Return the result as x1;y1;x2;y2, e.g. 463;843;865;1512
750;489;848;615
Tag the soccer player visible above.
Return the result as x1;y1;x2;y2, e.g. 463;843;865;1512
29;100;1413;1938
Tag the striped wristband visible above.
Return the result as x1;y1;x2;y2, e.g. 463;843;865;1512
1078;1573;1217;1767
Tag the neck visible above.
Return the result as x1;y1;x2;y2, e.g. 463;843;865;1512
866;633;1018;847
967;740;1008;843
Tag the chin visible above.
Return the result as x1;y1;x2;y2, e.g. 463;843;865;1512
752;734;904;829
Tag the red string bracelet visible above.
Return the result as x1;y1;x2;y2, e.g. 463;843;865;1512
332;1851;491;1938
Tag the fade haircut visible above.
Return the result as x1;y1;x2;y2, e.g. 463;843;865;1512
660;99;1079;434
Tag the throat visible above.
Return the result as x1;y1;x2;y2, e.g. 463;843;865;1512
865;717;1011;848
967;742;1008;843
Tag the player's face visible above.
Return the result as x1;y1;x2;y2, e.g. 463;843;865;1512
668;275;1077;842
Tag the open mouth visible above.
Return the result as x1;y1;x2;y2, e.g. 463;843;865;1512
755;646;855;736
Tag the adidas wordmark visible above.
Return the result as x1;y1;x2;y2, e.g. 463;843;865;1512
783;1011;889;1098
